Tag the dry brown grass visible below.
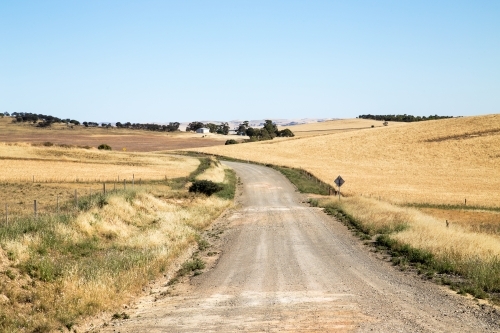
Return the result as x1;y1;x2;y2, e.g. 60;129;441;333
0;146;234;331
281;118;406;137
195;158;228;183
325;196;500;260
318;196;500;300
0;190;231;332
418;208;500;235
194;114;500;207
0;142;199;183
0;143;201;217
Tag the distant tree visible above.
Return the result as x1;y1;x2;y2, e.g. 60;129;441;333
245;127;256;137
166;122;180;131
236;122;248;135
217;122;230;135
186;121;204;132
205;123;219;133
276;129;295;137
263;120;278;138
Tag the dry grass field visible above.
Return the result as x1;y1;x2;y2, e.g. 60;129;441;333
0;143;201;217
0;142;199;182
316;196;500;300
195;114;500;208
0;143;235;332
0;117;228;152
281;118;406;137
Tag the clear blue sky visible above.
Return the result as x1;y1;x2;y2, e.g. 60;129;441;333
1;1;499;123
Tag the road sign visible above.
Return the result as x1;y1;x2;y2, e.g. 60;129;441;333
334;176;345;188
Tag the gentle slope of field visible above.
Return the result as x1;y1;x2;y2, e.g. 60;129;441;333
195;114;500;207
281;118;406;137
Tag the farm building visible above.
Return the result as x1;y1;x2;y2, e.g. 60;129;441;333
196;128;210;134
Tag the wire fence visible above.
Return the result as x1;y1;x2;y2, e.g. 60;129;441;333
0;174;151;225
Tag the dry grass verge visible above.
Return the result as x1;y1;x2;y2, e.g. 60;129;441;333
0;157;234;332
195;158;227;183
317;196;500;302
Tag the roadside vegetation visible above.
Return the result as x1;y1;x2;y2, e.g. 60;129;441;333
0;145;235;332
270;165;500;303
314;196;500;303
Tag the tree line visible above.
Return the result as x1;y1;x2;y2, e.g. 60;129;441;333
4;112;295;139
185;122;230;135
5;112;80;127
185;120;295;141
237;120;294;141
358;114;453;122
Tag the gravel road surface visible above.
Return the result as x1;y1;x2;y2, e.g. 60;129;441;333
99;162;500;332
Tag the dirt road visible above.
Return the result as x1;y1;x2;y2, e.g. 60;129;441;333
99;162;500;332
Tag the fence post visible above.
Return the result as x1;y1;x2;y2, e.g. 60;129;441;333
124;179;126;190
103;183;106;195
75;190;78;207
34;200;37;218
56;195;59;213
132;174;135;188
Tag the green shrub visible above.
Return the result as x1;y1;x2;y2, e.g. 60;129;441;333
189;180;223;196
97;144;112;150
225;139;238;145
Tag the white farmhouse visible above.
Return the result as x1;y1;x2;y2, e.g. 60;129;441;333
196;128;210;134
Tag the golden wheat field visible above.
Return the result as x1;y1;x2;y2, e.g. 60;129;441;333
280;118;406;137
0;143;200;216
195;114;500;207
0;142;199;182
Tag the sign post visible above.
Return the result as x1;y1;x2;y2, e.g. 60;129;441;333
334;176;345;200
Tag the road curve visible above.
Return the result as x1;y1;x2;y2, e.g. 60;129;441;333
100;162;499;332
